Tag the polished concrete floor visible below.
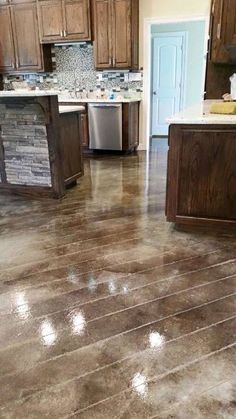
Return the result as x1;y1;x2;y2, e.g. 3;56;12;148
0;140;236;418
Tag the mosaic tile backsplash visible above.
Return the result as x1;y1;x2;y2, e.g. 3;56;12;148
3;43;143;94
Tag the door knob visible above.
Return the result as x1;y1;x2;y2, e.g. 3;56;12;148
153;91;157;95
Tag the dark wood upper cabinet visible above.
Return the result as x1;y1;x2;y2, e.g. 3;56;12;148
37;0;91;43
64;0;91;40
113;0;131;68
11;3;44;71
210;0;236;63
93;0;139;69
0;6;15;72
93;0;112;67
0;1;52;74
37;0;64;41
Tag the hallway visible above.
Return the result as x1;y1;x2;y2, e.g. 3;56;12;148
0;142;235;418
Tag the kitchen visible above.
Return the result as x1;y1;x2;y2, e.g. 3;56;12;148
0;0;141;197
0;1;236;418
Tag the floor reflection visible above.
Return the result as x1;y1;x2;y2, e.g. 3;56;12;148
69;310;86;336
149;331;165;349
14;291;30;321
131;372;148;399
40;319;58;346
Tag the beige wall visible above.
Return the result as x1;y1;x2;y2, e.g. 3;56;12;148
139;0;211;67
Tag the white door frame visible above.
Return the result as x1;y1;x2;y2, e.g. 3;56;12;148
142;15;210;152
151;31;188;136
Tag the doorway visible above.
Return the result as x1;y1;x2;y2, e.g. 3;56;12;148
151;32;187;136
142;17;209;151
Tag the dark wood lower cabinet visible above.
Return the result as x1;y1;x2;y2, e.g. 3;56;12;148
166;124;236;228
60;101;140;152
59;101;140;152
122;101;139;152
80;111;89;147
59;111;84;185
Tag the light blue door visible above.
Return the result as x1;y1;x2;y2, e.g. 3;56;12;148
152;33;185;136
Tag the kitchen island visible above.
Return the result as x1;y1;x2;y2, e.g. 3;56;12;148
0;92;84;199
166;100;236;228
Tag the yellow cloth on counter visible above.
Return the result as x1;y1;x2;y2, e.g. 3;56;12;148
210;102;236;115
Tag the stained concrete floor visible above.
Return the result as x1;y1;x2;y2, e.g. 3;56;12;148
0;140;235;418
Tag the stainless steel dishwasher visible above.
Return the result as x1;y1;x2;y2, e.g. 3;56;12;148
88;103;122;150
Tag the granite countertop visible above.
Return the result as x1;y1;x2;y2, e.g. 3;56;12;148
0;91;58;97
167;100;236;125
59;105;85;114
58;98;142;104
0;91;141;103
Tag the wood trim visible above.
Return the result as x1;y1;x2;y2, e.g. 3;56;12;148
166;125;182;219
0;183;57;198
0;126;7;183
131;0;139;69
64;172;83;185
175;215;236;228
44;95;65;198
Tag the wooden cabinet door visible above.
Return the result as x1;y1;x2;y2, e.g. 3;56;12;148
211;0;228;63
166;124;236;225
37;0;64;42
122;102;139;151
112;0;131;68
211;0;236;63
63;0;91;41
60;112;84;183
226;0;236;44
11;3;43;71
0;6;15;72
93;0;112;68
80;112;89;147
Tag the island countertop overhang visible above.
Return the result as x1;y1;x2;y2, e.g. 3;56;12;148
167;100;236;125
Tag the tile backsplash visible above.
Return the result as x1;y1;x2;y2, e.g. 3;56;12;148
3;43;143;94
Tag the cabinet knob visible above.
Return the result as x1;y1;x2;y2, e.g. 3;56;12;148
64;30;67;37
60;30;63;37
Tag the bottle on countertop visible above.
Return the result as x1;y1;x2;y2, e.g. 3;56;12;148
230;73;236;100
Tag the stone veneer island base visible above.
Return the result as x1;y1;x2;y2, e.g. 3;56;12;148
0;93;84;199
